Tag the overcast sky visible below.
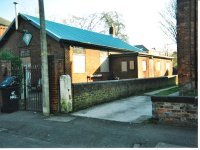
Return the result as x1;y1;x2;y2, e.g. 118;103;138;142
0;0;176;51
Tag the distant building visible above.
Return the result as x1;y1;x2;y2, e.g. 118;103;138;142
0;17;10;37
135;45;149;52
135;45;161;56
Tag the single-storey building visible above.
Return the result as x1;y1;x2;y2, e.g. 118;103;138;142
0;13;173;112
110;53;173;79
135;45;149;52
0;13;144;83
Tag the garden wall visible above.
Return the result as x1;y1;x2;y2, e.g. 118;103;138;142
72;75;177;111
151;96;198;126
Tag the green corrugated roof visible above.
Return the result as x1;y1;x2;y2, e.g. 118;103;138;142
20;13;143;52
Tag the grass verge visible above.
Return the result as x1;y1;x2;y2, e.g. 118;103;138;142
155;86;179;96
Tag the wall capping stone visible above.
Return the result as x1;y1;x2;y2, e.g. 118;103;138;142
151;96;198;104
73;75;177;85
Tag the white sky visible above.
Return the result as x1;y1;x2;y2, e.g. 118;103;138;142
0;0;177;51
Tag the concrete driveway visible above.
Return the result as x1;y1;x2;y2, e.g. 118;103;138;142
72;96;152;123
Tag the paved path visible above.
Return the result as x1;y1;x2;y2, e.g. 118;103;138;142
72;96;152;123
72;86;179;123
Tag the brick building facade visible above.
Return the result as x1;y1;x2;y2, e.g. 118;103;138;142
0;14;140;112
110;53;173;79
177;0;198;93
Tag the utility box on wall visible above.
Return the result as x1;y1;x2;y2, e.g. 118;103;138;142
60;75;72;113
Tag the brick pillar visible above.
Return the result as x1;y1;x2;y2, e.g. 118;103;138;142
64;46;72;76
48;55;64;113
177;0;198;94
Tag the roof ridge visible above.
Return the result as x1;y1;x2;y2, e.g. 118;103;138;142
20;13;117;39
18;13;143;52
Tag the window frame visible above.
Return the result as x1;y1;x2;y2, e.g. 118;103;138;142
73;54;86;73
156;61;161;71
121;61;128;72
100;51;109;72
142;60;147;71
129;60;134;70
166;62;170;70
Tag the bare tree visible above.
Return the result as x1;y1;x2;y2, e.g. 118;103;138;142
62;13;102;31
100;11;128;42
63;11;129;42
160;0;177;43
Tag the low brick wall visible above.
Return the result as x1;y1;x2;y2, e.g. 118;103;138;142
72;75;177;111
151;96;198;126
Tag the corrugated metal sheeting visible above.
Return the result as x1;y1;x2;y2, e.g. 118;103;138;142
20;14;143;52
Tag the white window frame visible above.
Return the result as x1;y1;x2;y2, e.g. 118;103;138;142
121;61;127;72
156;62;161;71
142;60;146;71
166;62;170;70
73;54;86;73
129;60;134;70
100;51;109;72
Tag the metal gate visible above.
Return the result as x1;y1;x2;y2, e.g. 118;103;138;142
23;65;42;112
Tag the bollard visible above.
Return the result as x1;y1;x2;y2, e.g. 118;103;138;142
60;75;72;113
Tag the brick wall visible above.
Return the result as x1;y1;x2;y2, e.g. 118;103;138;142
70;47;117;83
110;53;173;79
177;0;198;92
1;17;65;63
0;17;65;113
110;54;138;79
48;55;65;113
151;96;198;126
137;56;173;78
72;75;177;111
137;56;149;78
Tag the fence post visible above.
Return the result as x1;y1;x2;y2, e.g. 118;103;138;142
60;75;72;113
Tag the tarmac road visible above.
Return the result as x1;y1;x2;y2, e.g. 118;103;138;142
0;111;197;148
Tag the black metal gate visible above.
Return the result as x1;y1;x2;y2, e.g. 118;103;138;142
23;65;42;112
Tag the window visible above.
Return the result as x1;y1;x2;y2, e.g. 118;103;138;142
142;60;146;71
73;47;85;54
73;54;85;73
129;61;134;70
121;61;127;72
156;62;161;71
100;51;109;72
166;63;170;70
